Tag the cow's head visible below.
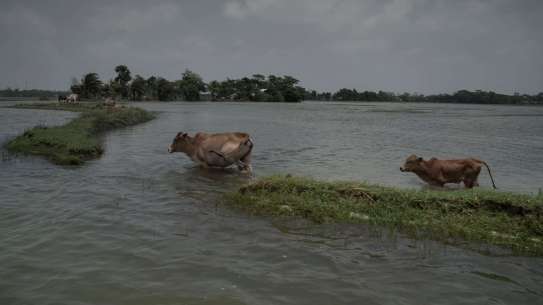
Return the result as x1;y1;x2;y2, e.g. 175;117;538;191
168;132;191;153
400;154;423;172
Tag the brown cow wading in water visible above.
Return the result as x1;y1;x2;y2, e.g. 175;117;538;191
400;154;497;189
168;132;253;173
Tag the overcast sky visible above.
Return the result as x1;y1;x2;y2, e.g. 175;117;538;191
1;0;542;94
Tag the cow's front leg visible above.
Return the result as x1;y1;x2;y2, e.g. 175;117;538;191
425;177;445;187
236;160;252;173
237;152;252;173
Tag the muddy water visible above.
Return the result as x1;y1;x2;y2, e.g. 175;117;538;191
1;101;542;305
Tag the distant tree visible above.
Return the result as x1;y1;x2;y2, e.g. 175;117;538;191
252;74;266;91
305;90;318;100
0;88;68;98
207;80;221;100
145;76;158;100
60;67;543;104
398;92;411;102
252;74;265;81
333;88;355;101
331;88;396;102
79;73;102;99
179;69;206;101
282;87;302;102
237;77;255;100
130;75;146;101
269;90;284;102
114;65;132;99
156;78;176;101
282;75;299;88
70;80;82;95
101;80;114;98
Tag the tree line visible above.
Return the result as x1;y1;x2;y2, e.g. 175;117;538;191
0;88;68;99
1;65;541;104
67;66;305;102
325;88;543;104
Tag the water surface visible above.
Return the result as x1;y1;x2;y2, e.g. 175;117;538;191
1;101;542;305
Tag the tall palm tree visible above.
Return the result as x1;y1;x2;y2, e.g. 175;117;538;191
81;73;102;99
114;65;132;99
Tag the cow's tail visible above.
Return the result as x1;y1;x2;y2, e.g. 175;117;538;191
480;161;497;189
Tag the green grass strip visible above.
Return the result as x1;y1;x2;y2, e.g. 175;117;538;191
226;175;543;255
5;103;155;165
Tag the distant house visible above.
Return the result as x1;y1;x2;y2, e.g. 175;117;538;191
199;91;212;101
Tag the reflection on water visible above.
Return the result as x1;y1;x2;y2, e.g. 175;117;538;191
1;101;543;305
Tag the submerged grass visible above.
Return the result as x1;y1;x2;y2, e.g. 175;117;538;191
5;103;155;165
226;175;543;255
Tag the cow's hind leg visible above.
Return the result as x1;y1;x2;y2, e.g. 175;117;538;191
463;175;480;188
466;166;481;188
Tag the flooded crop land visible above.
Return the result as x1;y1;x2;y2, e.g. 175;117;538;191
1;101;542;305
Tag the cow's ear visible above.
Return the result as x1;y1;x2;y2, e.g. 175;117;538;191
417;157;423;162
176;132;185;139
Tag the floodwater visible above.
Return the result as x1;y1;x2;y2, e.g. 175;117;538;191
1;101;542;305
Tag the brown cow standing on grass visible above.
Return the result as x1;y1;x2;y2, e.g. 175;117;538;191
168;132;253;173
400;154;497;189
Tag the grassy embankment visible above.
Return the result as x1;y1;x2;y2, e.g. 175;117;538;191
5;103;155;165
226;175;543;255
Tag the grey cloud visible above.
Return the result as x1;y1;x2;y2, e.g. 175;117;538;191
0;0;541;94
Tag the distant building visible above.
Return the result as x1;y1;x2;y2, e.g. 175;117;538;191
229;93;239;100
199;91;212;101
